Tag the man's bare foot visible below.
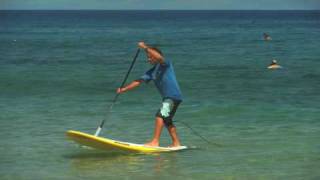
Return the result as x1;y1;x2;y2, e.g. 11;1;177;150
168;143;181;148
144;141;159;147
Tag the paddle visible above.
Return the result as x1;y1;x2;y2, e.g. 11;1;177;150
94;48;141;136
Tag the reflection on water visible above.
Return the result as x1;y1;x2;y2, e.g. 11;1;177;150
64;149;184;179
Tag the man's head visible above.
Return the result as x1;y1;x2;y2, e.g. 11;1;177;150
146;47;163;65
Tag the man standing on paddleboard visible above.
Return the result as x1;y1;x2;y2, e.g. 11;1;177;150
117;42;183;147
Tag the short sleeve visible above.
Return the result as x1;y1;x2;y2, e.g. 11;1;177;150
138;66;156;83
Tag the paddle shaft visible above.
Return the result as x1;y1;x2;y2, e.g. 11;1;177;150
94;48;141;136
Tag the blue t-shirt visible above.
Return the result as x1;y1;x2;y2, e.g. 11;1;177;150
139;59;183;101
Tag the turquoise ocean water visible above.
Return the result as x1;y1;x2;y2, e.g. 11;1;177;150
0;10;319;179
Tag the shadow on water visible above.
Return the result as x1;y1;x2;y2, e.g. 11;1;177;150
63;150;152;174
63;145;199;160
61;148;200;179
63;150;134;159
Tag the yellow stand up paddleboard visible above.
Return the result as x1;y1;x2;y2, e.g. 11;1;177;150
268;64;282;69
66;130;187;153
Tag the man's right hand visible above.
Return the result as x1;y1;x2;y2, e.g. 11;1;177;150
138;42;147;49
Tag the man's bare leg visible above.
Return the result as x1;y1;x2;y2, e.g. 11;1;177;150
167;125;181;147
145;117;164;147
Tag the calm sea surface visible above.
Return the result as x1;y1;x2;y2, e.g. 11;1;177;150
0;10;319;179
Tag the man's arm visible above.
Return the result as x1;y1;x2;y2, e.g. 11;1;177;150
117;80;143;94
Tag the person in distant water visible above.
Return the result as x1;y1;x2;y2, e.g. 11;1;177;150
117;42;183;147
268;59;282;69
263;33;272;41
